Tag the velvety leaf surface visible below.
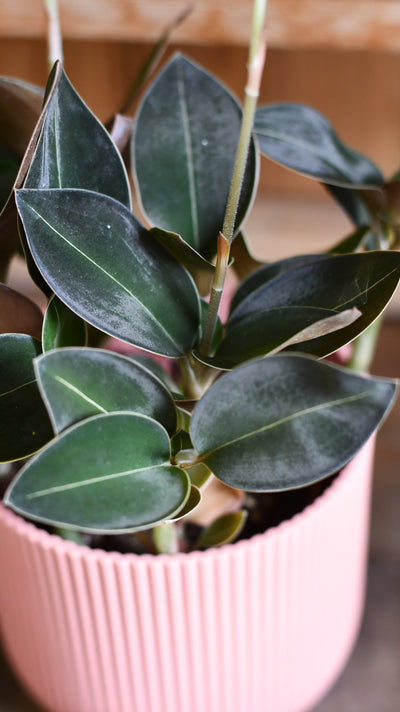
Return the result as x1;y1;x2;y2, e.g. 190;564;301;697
42;295;87;351
324;183;373;227
255;103;384;187
190;354;397;491
0;334;53;461
25;69;131;207
16;189;201;357
228;251;400;357
150;227;215;278
35;347;177;434
5;412;190;533
230;254;326;315
0;283;43;338
133;54;258;260
203;306;360;369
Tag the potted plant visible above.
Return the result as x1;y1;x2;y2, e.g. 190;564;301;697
0;1;399;710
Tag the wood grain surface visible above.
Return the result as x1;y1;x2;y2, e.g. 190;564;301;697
0;0;400;51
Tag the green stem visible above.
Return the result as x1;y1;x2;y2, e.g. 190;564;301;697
153;521;179;555
198;0;268;356
347;317;383;373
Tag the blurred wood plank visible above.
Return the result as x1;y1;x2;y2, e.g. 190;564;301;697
1;0;400;51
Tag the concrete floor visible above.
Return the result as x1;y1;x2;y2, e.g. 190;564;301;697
1;324;399;711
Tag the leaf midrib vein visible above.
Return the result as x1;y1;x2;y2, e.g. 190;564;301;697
202;389;373;455
26;202;181;352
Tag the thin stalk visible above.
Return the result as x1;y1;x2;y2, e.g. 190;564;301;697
153;521;179;555
198;0;268;356
347;317;383;373
44;0;63;69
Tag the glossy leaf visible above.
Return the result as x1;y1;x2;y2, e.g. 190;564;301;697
255;103;384;188
150;227;215;278
16;188;201;357
229;251;400;357
0;64;62;285
193;511;247;549
200;306;360;369
230;254;326;315
25;68;131;207
328;226;370;254
133;54;258;260
191;354;397;491
35;347;177;435
324;183;372;227
0;283;43;338
0;334;53;461
166;484;201;522
42;295;87;351
5;412;190;533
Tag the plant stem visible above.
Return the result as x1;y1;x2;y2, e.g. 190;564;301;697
44;0;63;70
347;317;382;373
198;0;268;356
152;521;179;555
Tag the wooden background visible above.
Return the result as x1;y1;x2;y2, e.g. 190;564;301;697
0;0;399;199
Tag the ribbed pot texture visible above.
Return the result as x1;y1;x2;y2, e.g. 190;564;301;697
0;438;374;712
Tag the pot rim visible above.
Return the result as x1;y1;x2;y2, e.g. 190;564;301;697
0;439;373;565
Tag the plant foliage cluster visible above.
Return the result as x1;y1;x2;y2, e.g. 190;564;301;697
0;43;398;553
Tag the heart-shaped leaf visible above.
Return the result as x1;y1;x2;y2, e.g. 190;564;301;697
42;295;87;351
25;68;131;208
133;54;258;260
229;251;400;357
0;283;43;338
0;334;53;462
190;354;397;491
255;103;384;188
5;412;190;533
16;188;201;357
35;347;177;435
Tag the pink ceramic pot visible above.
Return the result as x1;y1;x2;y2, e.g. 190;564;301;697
0;439;374;712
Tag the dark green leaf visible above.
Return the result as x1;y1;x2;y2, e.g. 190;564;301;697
35;347;177;435
255;103;384;188
16;188;201;357
133;54;258;260
324;183;372;227
5;412;190;533
229;251;400;357
230;254;327;315
25;68;131;207
199;306;360;369
166;484;201;522
150;226;215;278
0;334;53;461
190;354;397;491
328;226;370;254
42;295;87;351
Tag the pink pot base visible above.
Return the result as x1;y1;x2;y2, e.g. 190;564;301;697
0;439;375;712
